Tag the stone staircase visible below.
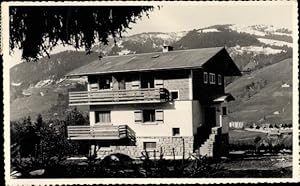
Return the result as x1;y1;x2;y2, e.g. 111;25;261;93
199;126;222;157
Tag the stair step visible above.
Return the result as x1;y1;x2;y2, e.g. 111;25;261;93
198;126;222;157
205;141;214;145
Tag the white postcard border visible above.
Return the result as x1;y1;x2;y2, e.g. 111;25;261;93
2;1;299;185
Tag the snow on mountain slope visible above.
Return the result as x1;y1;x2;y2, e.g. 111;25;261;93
229;24;267;36
258;38;292;47
197;28;220;33
229;24;292;37
232;45;285;55
127;31;188;43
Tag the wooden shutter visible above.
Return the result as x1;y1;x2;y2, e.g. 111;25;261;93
131;74;140;89
90;83;99;90
134;110;143;123
154;79;164;88
155;109;164;123
132;80;140;89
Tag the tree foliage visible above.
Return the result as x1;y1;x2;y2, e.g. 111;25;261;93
10;6;154;60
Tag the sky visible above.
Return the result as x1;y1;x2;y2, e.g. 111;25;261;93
8;2;296;68
125;3;295;35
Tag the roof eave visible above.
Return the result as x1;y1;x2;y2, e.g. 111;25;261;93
66;66;204;77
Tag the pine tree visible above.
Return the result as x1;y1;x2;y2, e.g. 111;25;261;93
36;113;43;130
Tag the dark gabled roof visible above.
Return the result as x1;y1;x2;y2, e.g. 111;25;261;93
213;93;235;103
67;47;241;76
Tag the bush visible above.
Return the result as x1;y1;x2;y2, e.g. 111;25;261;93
11;113;86;175
254;136;261;144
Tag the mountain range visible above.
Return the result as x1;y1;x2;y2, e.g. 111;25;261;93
10;24;293;124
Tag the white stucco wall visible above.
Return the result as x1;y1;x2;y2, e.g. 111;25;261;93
89;101;194;137
213;103;229;134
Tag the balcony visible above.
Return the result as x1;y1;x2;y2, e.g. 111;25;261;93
69;88;169;106
67;125;136;141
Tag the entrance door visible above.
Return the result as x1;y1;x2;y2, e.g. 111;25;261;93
204;106;216;128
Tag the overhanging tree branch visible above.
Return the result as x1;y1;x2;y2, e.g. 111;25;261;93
9;6;154;61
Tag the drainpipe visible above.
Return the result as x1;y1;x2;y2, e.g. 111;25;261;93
182;137;185;161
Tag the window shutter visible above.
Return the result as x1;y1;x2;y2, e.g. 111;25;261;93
155;109;164;122
90;83;99;90
132;80;140;89
131;75;141;89
154;79;164;88
134;110;143;123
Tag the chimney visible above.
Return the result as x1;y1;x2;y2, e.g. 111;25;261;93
163;45;173;53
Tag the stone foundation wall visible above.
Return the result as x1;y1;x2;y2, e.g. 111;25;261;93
95;136;194;159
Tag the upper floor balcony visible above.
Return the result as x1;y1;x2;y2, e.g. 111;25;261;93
69;88;170;106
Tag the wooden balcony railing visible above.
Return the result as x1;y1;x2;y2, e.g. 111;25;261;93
67;125;136;141
69;88;169;106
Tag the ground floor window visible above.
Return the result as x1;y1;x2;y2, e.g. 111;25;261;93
170;90;179;100
143;109;156;122
95;111;111;123
143;142;157;150
172;128;180;136
134;109;164;123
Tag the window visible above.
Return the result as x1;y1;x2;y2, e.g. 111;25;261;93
114;75;126;90
89;77;99;90
172;128;180;136
143;109;156;122
222;107;227;115
218;74;222;85
99;77;111;90
118;79;126;90
134;109;164;123
203;72;208;84
170;91;179;100
141;74;154;88
95;111;111;123
209;73;215;84
143;142;157;150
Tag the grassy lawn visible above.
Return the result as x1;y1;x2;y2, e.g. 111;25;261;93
229;129;267;144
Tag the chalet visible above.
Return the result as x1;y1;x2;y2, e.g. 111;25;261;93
66;47;241;158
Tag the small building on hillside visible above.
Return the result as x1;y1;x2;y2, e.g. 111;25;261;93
229;121;244;129
66;47;241;159
281;83;290;88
